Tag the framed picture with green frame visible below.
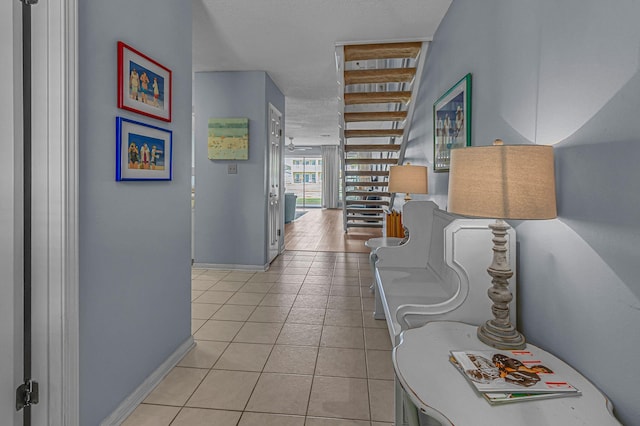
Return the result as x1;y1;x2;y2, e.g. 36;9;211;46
433;73;471;172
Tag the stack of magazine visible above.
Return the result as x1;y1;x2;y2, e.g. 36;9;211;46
450;349;581;405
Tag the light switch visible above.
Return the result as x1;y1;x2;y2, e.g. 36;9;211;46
228;164;237;174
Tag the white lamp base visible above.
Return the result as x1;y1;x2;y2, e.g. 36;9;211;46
477;320;525;349
477;219;526;350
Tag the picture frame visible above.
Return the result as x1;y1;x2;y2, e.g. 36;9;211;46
116;117;172;181
433;73;471;172
207;118;249;160
117;41;172;122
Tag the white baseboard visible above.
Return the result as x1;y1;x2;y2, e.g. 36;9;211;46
100;336;195;426
192;262;269;271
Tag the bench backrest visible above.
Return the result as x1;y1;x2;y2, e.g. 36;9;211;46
396;218;517;332
426;209;457;284
376;201;445;268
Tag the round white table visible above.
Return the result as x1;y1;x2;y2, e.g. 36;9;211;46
393;321;620;426
365;237;404;319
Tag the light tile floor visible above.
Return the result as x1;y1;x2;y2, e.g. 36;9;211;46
123;250;394;426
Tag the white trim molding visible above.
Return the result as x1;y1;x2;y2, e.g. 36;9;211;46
192;262;270;272
31;0;79;424
100;337;195;426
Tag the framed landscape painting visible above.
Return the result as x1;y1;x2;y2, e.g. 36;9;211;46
207;118;249;160
433;73;471;172
116;117;172;181
117;41;172;122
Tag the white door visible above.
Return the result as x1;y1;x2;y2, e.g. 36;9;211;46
267;104;283;263
0;2;23;425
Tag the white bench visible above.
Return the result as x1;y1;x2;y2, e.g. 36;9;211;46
373;201;518;426
373;200;517;346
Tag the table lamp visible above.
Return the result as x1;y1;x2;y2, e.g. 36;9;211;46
447;139;557;349
388;163;428;201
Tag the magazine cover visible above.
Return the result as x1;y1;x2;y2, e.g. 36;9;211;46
450;350;580;394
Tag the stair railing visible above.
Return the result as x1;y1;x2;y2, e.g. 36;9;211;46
390;40;430;208
335;46;348;231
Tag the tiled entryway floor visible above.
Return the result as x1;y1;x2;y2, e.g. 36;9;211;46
123;250;394;426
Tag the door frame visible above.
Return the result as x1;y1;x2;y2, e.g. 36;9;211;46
0;2;24;424
30;1;79;424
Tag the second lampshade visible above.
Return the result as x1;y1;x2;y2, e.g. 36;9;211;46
388;164;428;201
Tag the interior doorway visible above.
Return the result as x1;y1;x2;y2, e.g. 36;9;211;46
284;155;323;211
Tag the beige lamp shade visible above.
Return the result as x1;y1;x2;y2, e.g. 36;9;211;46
388;164;428;195
448;144;557;219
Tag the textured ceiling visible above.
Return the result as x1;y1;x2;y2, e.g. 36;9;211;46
193;0;452;146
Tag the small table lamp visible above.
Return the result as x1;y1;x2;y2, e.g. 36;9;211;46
447;139;557;349
388;164;428;201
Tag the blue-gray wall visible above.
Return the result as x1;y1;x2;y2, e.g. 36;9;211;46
78;1;192;424
407;0;640;423
193;72;285;268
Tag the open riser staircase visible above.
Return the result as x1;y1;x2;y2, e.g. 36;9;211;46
336;41;428;231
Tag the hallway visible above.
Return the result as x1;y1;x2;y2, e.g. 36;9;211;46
123;212;394;425
284;208;382;253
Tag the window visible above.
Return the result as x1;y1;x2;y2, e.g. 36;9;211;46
304;173;316;183
284;155;322;208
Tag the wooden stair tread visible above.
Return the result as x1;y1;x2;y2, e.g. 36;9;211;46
343;111;407;123
345;200;389;206
345;191;390;197
344;42;422;61
345;222;384;228
344;91;412;105
345;158;398;165
346;207;384;214
344;144;401;152
345;215;384;222
344;68;416;85
345;129;403;138
344;181;389;187
344;170;390;176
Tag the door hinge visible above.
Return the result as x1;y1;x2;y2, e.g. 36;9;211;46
16;379;39;411
277;229;281;236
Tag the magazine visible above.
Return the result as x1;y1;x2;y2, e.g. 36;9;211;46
450;350;580;395
483;391;581;405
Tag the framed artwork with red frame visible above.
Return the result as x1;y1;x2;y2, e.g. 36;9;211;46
117;41;172;122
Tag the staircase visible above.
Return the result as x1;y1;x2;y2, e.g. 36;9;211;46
336;41;428;231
